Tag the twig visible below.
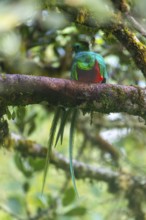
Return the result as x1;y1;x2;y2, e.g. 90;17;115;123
126;13;146;37
78;125;120;160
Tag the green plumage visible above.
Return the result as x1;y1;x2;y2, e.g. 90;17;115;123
71;42;108;83
69;109;79;197
41;107;61;194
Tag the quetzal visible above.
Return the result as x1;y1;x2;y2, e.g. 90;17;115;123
71;42;107;83
42;41;108;196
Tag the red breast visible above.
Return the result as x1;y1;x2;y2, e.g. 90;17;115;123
77;61;103;83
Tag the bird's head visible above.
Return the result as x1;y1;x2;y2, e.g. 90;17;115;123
73;41;90;53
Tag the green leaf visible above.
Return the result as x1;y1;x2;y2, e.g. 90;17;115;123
7;196;24;215
11;110;16;120
62;187;76;206
65;207;87;216
29;158;45;172
14;154;33;177
27;121;36;135
16;106;26;119
6;107;12;120
22;182;30;193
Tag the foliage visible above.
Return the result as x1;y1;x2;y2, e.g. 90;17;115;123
0;0;146;220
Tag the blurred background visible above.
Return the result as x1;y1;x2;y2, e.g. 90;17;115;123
0;0;146;219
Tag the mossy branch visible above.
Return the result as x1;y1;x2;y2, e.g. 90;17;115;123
56;3;146;77
0;74;146;119
5;134;118;185
6;135;146;199
109;24;146;77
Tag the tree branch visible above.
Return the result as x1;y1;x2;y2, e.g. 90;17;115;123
126;13;146;37
78;124;120;160
6;134;119;186
56;3;146;77
6;134;146;195
0;74;146;118
109;23;146;76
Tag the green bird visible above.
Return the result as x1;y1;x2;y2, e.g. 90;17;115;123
42;41;108;197
71;42;108;83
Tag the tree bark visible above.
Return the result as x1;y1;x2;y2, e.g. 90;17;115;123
0;74;146;118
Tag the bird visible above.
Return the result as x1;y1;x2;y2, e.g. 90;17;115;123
71;42;108;83
42;41;108;197
68;41;108;196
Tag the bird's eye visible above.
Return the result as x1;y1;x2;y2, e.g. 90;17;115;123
72;44;81;52
75;45;80;49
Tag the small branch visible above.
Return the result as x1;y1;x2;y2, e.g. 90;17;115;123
111;0;146;37
109;23;146;76
78;125;120;160
94;117;146;130
126;13;146;37
52;152;119;183
0;74;146;119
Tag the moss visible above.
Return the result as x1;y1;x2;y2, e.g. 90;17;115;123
100;94;112;111
76;8;88;24
135;87;146;119
78;85;131;115
111;24;146;76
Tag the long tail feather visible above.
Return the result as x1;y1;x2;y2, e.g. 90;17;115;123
60;109;72;145
41;107;61;194
55;108;72;147
69;109;79;197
